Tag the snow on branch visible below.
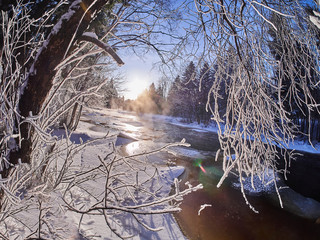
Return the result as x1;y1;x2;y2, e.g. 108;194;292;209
179;0;320;211
198;204;212;216
59;140;202;238
79;32;124;66
310;11;320;30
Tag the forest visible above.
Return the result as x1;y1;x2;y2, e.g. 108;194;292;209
1;0;320;238
125;58;320;142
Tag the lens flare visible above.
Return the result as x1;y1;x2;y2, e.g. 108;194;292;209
193;159;206;174
199;164;207;173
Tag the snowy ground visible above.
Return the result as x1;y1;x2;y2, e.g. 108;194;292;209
0;108;207;239
68;120;189;239
4;107;317;239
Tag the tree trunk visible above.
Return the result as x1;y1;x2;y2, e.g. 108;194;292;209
6;0;114;175
73;100;84;131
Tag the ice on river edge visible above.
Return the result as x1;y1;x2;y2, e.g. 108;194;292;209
96;108;320;219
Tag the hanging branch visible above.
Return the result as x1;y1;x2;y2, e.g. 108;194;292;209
79;32;124;66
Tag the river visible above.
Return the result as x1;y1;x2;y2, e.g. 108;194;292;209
101;109;320;240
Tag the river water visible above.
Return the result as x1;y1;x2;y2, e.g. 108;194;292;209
107;110;320;240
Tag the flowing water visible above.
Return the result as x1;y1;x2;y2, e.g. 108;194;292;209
107;110;320;240
173;159;320;240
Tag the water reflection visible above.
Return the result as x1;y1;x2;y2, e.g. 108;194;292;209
125;141;140;155
122;123;142;133
174;159;320;240
112;110;320;240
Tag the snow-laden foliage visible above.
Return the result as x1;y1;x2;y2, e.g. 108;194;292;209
0;0;51;172
0;128;201;239
0;1;202;238
1;1;320;233
159;0;320;212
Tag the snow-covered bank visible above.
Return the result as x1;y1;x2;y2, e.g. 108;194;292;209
81;108;320;219
66;113;199;239
0;108;205;239
121;109;320;218
145;113;320;154
128;109;319;155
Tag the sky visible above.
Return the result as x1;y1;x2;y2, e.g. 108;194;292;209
120;51;162;100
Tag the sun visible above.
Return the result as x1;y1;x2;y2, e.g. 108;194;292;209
125;71;150;100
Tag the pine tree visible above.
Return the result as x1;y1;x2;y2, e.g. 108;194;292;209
149;83;163;114
105;79;118;108
167;75;183;117
181;61;198;122
198;62;213;124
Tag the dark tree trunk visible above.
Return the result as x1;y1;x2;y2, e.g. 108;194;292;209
6;0;114;175
73;101;84;131
68;102;81;131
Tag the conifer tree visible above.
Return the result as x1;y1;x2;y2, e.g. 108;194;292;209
181;61;197;122
198;62;213;124
167;75;183;117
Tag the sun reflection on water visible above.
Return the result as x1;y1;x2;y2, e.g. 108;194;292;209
125;142;140;155
122;123;141;133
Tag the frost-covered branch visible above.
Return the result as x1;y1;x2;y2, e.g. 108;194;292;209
60;141;202;239
167;0;320;210
79;32;124;66
0;0;203;239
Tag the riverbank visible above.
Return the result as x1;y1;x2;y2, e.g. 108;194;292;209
82;108;320;239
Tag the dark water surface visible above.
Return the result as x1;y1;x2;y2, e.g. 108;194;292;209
111;111;320;240
174;159;320;240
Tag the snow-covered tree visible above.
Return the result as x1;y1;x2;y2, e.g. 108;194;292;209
161;0;320;211
0;1;202;238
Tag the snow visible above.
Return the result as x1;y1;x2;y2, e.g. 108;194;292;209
23;0;81;94
169;146;206;158
198;204;212;216
232;168;278;195
0;108;200;239
61;163;187;239
139;112;320;154
51;8;76;35
4;107;319;238
87;108;320;157
311;11;320;30
133;110;320;202
139;113;220;134
286;140;320;154
82;32;98;39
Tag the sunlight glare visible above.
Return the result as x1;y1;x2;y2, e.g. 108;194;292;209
125;71;150;100
125;142;140;155
122;123;141;133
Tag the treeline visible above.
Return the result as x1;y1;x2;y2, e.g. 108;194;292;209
121;59;320;142
123;61;225;125
123;83;165;115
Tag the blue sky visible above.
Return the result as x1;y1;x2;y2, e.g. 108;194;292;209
120;50;162;100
